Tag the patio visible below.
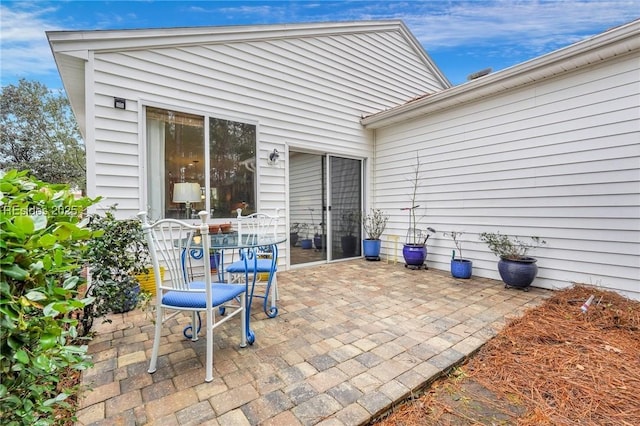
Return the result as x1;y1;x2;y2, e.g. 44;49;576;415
76;259;551;426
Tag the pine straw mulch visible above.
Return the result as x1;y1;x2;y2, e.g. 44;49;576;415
375;284;640;426
53;367;82;426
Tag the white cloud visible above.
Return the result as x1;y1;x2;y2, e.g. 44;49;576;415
0;4;62;80
1;0;637;88
403;1;639;53
192;4;292;23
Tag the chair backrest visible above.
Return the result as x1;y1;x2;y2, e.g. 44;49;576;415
235;208;280;246
138;211;211;293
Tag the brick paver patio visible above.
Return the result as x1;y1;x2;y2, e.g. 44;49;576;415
76;259;551;425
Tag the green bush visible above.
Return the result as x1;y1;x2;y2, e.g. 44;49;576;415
0;170;101;425
83;206;149;326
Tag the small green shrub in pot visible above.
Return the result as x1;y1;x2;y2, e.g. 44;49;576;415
85;205;150;323
444;231;465;259
479;232;546;260
362;208;389;240
290;222;301;246
480;231;547;290
443;231;473;279
361;209;389;260
340;210;361;256
341;210;361;237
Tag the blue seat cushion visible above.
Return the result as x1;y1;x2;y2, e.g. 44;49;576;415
162;281;245;309
226;259;277;273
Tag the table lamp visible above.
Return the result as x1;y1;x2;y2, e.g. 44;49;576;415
173;182;201;218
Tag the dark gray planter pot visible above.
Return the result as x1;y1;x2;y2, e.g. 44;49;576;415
497;256;538;291
341;235;357;256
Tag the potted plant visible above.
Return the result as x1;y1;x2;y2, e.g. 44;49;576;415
85;205;150;322
290;222;301;247
362;208;389;260
340;210;361;256
299;223;312;249
313;224;326;251
479;232;546;291
402;153;436;269
308;208;325;251
443;231;472;279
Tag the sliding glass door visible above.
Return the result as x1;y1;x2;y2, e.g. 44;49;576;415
330;156;362;260
289;152;362;265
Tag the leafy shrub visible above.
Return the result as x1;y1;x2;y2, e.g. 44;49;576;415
0;170;101;425
83;206;149;328
362;208;389;240
479;232;546;260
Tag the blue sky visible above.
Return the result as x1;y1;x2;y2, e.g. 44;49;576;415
1;0;638;89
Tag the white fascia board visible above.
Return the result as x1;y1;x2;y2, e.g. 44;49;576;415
362;18;640;129
396;21;451;89
45;20;406;53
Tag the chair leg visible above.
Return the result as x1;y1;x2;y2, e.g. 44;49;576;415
190;311;199;342
267;274;277;312
272;273;279;301
240;293;247;348
205;305;214;382
148;306;163;374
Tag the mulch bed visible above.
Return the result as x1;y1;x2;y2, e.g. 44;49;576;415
376;284;640;425
53;367;82;426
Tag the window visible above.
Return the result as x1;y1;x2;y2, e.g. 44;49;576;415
146;106;256;219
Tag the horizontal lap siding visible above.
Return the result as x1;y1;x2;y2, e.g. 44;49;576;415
89;29;444;221
289;153;323;236
374;54;640;299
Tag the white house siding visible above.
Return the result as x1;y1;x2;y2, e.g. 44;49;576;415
372;53;640;299
74;25;446;222
289;152;324;237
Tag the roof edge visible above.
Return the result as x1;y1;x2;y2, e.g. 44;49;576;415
362;18;640;129
47;20;405;52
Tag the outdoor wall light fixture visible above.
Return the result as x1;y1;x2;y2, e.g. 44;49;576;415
268;149;280;165
114;97;126;109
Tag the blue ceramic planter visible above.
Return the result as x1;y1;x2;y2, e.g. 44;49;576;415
300;239;313;249
403;244;427;267
451;258;472;279
210;253;221;270
115;284;140;313
362;239;381;260
498;257;538;290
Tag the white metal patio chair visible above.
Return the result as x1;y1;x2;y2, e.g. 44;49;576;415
226;208;280;318
138;211;247;383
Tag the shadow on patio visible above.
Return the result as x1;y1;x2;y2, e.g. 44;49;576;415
76;259;551;426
